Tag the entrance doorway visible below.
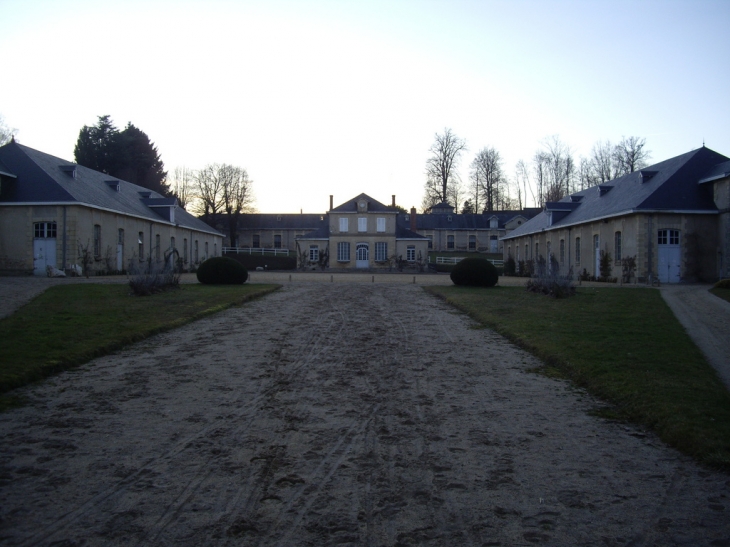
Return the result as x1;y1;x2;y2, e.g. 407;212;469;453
33;222;57;276
356;243;369;268
657;229;680;283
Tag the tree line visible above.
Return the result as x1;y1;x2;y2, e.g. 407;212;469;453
422;128;651;213
73;116;254;246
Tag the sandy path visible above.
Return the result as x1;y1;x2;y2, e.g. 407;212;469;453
660;284;730;390
0;283;728;546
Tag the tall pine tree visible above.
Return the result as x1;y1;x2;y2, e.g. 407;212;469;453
74;115;169;195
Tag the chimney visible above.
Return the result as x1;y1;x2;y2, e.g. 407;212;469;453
410;207;417;233
329;195;333;211
392;195;396;207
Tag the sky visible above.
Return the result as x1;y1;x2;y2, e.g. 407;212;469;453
1;0;729;213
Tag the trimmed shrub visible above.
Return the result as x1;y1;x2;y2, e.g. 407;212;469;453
450;258;499;287
713;279;730;289
196;257;249;285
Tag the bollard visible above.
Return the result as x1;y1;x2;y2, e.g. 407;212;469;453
289;274;292;282
330;275;333;283
372;275;374;283
413;276;416;284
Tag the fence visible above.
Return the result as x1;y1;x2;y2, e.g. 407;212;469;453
433;256;504;267
223;247;291;256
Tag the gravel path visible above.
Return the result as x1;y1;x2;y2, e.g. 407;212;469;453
660;284;730;390
0;283;728;546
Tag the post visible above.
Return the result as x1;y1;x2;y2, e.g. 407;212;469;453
289;274;292;282
330;275;333;282
372;275;374;283
413;276;416;284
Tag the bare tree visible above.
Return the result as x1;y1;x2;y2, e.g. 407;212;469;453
192;164;225;225
220;164;254;247
531;136;575;205
614;136;650;175
0;114;18;145
470;147;505;212
423;128;467;209
515;160;533;209
169;166;195;209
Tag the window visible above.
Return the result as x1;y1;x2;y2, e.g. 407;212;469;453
358;217;367;232
614;231;622;261
375;241;388;261
310;245;319;262
377;217;386;233
155;234;161;260
274;235;282;248
547;241;552;269
94;224;101;258
575;237;581;264
407;245;416;262
194;240;199;262
138;231;144;260
525;244;529;260
469;235;476;250
490;217;498;228
535;242;539;260
447;235;454;249
339;218;349;232
205;241;209;258
34;222;57;238
214;243;217;256
252;234;260;248
516;245;520;262
183;238;188;263
171;236;175;250
118;229;124;245
337;241;350;262
658;229;679;245
427;236;433;249
559;239;565;264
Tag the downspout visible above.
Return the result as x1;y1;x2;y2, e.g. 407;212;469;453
567;227;571;274
149;222;154;263
62;206;67;270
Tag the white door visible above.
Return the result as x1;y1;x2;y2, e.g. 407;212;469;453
356;243;369;268
658;229;681;283
490;236;498;253
33;238;56;276
594;235;600;277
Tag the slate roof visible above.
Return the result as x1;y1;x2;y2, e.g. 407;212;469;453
330;193;394;212
237;213;327;231
503;147;729;240
0;141;221;236
398;209;540;231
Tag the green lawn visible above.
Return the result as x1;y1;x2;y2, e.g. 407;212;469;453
0;283;280;408
425;285;730;469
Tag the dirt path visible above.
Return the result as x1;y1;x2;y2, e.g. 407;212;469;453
0;283;728;546
660;284;730;390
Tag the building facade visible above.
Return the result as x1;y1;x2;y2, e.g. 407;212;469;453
501;147;730;283
0;141;222;275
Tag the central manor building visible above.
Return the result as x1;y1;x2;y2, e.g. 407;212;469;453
231;194;540;270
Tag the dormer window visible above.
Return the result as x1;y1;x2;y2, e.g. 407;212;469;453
489;217;498;228
105;180;120;192
59;165;76;178
447;215;452;222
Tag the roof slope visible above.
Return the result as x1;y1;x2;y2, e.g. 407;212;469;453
407;209;539;231
0;141;220;236
331;193;393;212
504;147;729;240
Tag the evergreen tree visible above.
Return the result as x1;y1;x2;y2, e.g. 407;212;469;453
74;116;169;195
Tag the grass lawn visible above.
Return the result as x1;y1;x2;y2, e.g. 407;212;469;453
0;283;280;408
710;288;730;304
425;285;730;469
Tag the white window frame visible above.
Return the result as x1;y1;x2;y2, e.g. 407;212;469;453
376;217;386;233
358;217;367;232
339;217;349;232
407;245;416;262
309;245;319;262
375;241;388;262
337;241;350;262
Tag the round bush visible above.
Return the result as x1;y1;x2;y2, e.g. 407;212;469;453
714;278;730;289
450;257;499;287
196;257;249;285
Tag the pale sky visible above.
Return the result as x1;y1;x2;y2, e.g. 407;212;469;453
2;0;728;213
